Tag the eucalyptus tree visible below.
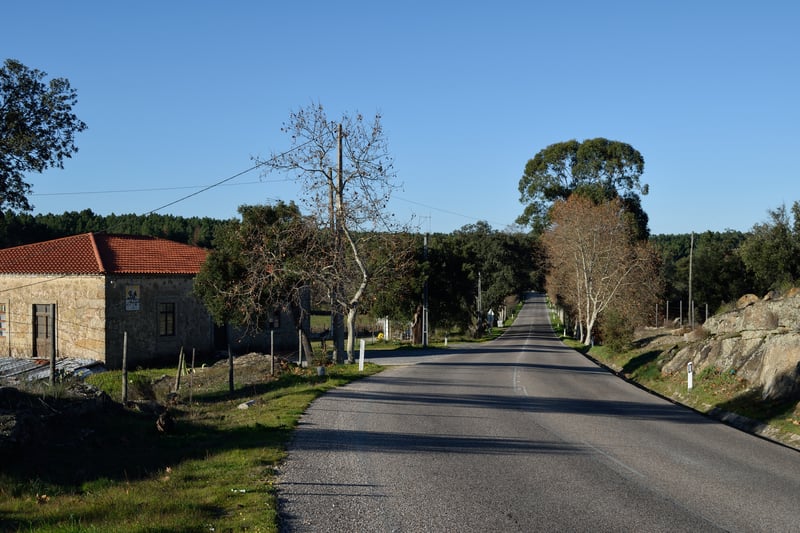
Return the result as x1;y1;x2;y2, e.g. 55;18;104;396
517;138;648;236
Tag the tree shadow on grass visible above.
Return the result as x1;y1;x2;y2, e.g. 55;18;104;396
0;374;318;493
716;385;799;425
0;404;293;532
621;349;661;376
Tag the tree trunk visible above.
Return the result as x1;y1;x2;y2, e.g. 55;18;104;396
582;321;593;345
342;226;369;363
290;296;315;365
345;306;358;363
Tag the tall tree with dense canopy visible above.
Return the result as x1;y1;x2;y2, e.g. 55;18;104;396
194;201;320;357
0;59;87;211
544;195;661;345
517;138;648;235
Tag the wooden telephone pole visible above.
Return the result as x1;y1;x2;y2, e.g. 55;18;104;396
330;123;346;363
688;232;694;328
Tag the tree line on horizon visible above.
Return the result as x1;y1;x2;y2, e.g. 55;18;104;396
1;170;796;348
0;208;227;249
3;198;799;336
653;200;800;315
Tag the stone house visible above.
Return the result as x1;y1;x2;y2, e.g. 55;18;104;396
0;233;297;369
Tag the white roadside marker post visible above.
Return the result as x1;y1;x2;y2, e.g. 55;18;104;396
687;362;694;390
359;339;366;371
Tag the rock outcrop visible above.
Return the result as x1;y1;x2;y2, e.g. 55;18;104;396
661;291;800;401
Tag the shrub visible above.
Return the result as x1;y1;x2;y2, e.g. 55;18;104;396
598;310;634;352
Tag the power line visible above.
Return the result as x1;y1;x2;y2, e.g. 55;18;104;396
141;163;263;215
30;178;294;197
0;140;314;295
139;138;313;215
394;195;510;229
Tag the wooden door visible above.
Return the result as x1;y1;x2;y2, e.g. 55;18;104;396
33;304;54;358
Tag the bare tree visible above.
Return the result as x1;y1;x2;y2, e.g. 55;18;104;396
543;195;660;345
260;104;408;362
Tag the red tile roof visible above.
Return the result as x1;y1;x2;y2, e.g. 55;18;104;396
0;233;208;275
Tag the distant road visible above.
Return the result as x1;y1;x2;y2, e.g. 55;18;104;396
278;293;800;532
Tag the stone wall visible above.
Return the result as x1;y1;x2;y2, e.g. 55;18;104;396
0;272;303;368
104;275;214;368
0;274;106;360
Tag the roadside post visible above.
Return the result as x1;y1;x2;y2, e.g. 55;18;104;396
687;362;694;390
359;339;365;371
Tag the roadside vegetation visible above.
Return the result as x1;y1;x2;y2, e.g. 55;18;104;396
554;316;800;448
0;358;381;532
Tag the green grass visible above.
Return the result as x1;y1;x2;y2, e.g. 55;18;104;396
548;315;800;445
587;340;799;443
0;361;381;532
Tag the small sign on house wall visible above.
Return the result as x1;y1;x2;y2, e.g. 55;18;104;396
126;285;140;311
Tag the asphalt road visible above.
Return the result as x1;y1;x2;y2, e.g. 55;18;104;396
278;293;800;532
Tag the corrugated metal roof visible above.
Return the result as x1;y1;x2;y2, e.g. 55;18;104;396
0;357;105;383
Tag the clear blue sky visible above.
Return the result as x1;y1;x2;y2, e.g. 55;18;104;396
2;1;797;235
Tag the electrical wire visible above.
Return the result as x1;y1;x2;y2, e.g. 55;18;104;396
0;139;315;295
394;195;509;229
30;178;294;197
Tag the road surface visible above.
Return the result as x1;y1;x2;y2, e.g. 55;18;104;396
278;293;800;532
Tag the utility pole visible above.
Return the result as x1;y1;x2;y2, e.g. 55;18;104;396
688;232;694;329
332;123;346;363
328;165;336;361
423;233;429;348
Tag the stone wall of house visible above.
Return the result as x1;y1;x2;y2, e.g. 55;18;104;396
104;275;214;369
0;272;305;368
0;274;106;360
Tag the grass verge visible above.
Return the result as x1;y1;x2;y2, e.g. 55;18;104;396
558;331;800;447
0;359;381;532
